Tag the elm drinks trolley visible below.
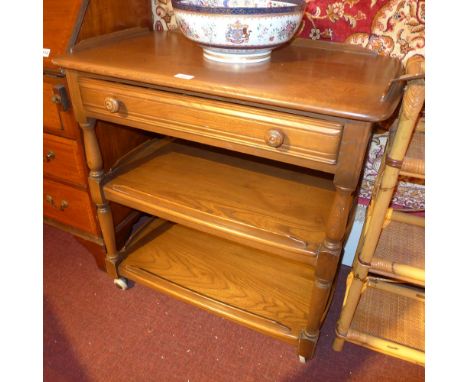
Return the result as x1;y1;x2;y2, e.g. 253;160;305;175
54;31;404;361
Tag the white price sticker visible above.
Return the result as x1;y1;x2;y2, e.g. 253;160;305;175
43;48;51;57
174;73;194;80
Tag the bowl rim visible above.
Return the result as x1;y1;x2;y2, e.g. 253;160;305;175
172;0;306;14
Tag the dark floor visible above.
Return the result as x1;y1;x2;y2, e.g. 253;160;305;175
44;224;424;381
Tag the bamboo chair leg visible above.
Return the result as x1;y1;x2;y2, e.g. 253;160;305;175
333;336;346;351
333;271;367;351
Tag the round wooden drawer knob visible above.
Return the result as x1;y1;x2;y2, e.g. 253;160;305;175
265;129;284;148
104;97;120;113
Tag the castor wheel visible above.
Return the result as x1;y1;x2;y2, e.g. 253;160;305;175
113;277;128;290
298;355;306;364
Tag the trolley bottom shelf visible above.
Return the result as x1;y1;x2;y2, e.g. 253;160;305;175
118;218;316;344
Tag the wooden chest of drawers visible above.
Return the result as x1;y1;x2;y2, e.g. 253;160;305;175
54;31;403;361
43;71;98;236
43;0;152;268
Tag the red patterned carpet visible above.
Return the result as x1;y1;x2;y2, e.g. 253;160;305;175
44;224;424;381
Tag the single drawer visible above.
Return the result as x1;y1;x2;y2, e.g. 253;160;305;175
43;76;78;139
44;178;99;235
78;77;343;170
43;133;88;186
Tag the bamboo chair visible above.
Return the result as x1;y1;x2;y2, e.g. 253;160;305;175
333;55;425;366
400;120;424;179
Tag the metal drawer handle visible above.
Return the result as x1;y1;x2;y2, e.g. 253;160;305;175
51;84;70;112
46;195;69;211
45;151;56;162
264;129;284;148
104;97;120;113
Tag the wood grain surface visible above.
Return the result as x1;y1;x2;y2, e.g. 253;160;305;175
78;77;343;171
43;0;85;72
104;139;336;263
43;76;79;139
44;178;99;235
43;133;88;187
76;0;151;43
54;32;403;121
120;218;315;343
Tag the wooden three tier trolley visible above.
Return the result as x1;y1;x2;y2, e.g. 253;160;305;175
54;30;405;361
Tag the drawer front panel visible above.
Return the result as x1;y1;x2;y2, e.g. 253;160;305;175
43;77;78;138
44;179;99;235
43;133;88;186
43;81;63;133
79;78;343;169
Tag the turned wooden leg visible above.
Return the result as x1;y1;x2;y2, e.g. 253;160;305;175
298;239;342;359
80;120;121;279
298;187;354;360
97;203;120;278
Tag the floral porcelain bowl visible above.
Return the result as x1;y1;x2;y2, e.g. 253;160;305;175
172;0;306;64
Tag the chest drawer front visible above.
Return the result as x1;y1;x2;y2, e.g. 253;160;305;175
44;179;99;235
43;133;88;186
79;78;343;169
43;81;63;133
43;77;78;138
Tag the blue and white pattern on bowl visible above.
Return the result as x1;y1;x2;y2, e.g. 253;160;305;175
172;0;306;63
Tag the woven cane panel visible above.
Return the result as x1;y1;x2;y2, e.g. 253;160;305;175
402;131;425;176
350;286;425;351
374;220;425;269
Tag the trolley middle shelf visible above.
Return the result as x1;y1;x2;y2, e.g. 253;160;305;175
103;137;337;264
